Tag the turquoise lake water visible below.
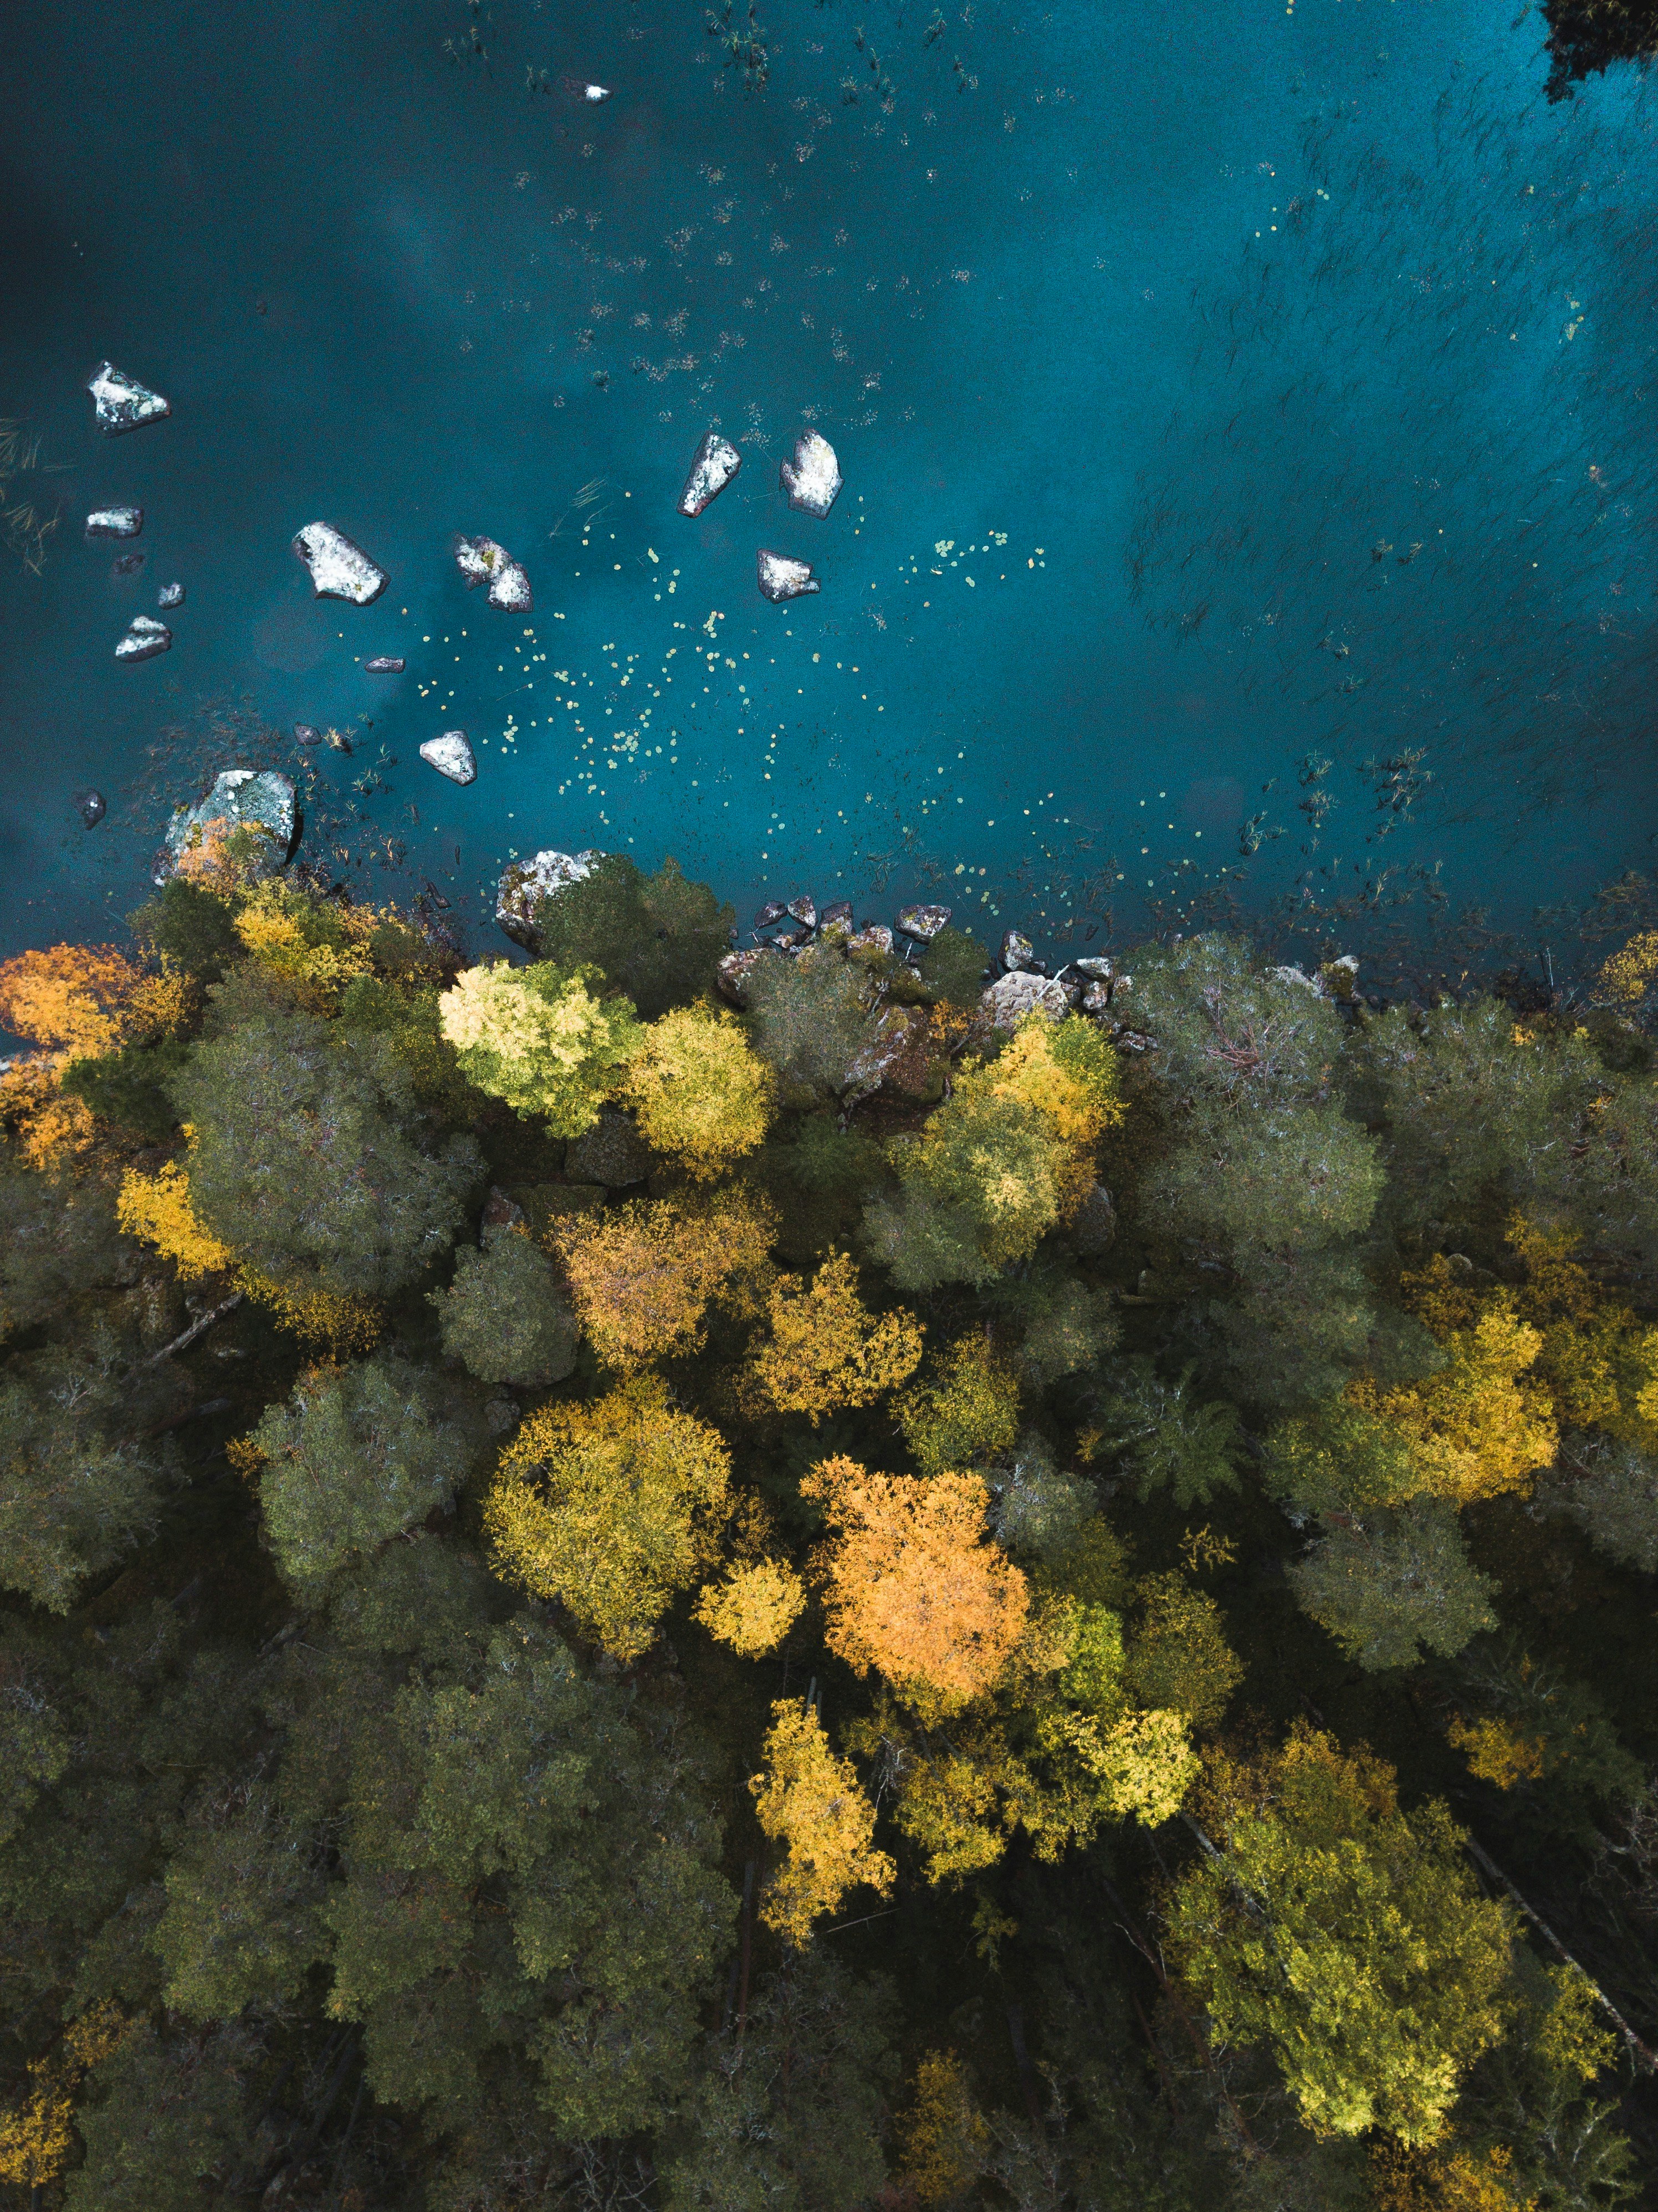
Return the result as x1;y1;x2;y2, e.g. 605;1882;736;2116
3;0;1656;975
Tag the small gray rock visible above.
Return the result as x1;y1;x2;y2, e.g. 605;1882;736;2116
565;1104;651;1187
454;534;533;612
786;894;817;929
75;788;106;829
978;972;1069;1031
86;506;142;539
420;731;477;785
293;723;323;746
757;549;819;603
717;946;779;1007
364;655;405;674
112;550;146;577
754;900;787;928
115;615;171;664
897;903;951;943
820;899;854;926
847;924;894;960
86;361;170;436
678;430;742;517
1073;956;1114;981
1001;929;1037;973
158;581;185;609
1068;1182;1117;1256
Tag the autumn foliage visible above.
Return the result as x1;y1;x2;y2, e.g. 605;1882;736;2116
749;1699;894;1945
621;1002;777;1177
550;1190;776;1368
748;1249;923;1422
802;1456;1029;1708
487;1376;732;1657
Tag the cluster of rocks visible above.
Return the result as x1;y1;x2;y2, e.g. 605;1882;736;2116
677;427;838;605
708;892;1138;1038
454;532;533;612
85;371;185;669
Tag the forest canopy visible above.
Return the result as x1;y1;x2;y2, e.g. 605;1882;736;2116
1;846;1656;2212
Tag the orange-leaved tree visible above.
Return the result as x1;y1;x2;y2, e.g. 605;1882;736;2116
748;1249;923;1422
550;1190;775;1368
486;1375;732;1658
749;1699;894;1944
0;944;173;1063
802;1455;1028;1710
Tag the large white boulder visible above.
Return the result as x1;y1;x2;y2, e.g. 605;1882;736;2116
496;847;606;951
780;431;842;518
757;550;818;603
978;972;1069;1032
678;431;741;518
115;616;171;664
454;534;533;612
420;731;477;785
291;521;388;605
154;770;296;885
86;362;170;436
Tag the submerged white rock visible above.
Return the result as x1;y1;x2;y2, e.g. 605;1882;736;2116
454;534;533;612
86;362;170;436
86;507;142;539
677;431;741;518
157;581;185;609
291;521;388;605
780;431;842;518
497;847;607;951
757;549;819;603
115;616;171;664
420;731;477;785
584;81;612;101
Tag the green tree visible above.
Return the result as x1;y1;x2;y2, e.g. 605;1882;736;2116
1167;1728;1514;2144
173;1004;480;1298
1093;1358;1244;1507
250;1353;482;1598
429;1230;579;1387
663;1954;897;2212
1288;1500;1498;1668
0;1323;175;1611
529;854;733;1018
746;946;881;1104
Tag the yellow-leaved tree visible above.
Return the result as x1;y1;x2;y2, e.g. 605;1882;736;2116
896;1333;1021;1477
749;1699;894;1944
438;959;642;1132
802;1455;1029;1711
551;1190;775;1368
1344;1255;1559;1507
748;1250;923;1422
694;1556;806;1656
486;1376;731;1658
622;1003;776;1177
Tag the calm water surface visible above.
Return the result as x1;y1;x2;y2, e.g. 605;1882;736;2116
2;0;1656;969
